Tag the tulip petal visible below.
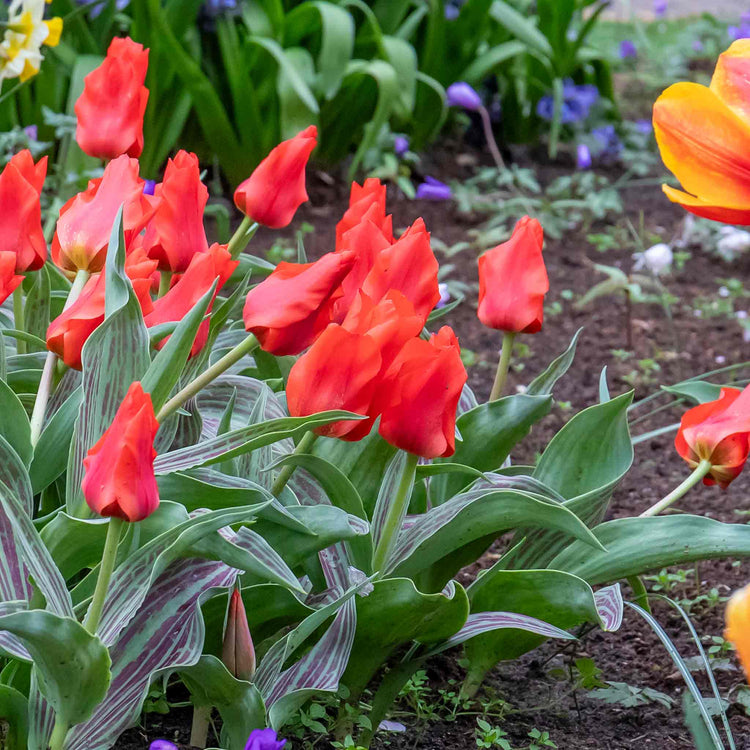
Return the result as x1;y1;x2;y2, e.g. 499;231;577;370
662;185;750;225
711;39;750;123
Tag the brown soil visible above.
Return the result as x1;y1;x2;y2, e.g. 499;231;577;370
115;140;750;749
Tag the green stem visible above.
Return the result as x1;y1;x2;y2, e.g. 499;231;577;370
83;517;124;634
489;332;516;401
639;459;712;517
13;287;25;354
227;216;258;260
156;334;258;422
29;270;90;446
371;452;419;575
158;270;172;298
189;705;211;748
270;431;317;497
48;716;69;750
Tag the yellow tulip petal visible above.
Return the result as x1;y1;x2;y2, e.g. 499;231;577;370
711;39;750;122
653;81;750;206
662;185;750;225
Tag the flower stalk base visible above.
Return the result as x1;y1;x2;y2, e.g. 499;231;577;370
640;459;712;517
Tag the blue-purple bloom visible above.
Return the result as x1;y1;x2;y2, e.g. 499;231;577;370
149;742;178;750
635;119;653;135
415;177;452;201
446;82;482;111
592;124;623;160
76;0;130;19
23;125;37;142
143;179;157;196
653;0;667;17
728;21;750;41
536;79;599;124
619;39;637;59
692;38;704;53
576;143;592;170
437;282;450;308
245;728;286;750
394;135;410;157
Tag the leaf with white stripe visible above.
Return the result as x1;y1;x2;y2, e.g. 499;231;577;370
594;583;623;632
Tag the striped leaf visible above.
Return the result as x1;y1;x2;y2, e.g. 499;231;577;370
594;583;623;632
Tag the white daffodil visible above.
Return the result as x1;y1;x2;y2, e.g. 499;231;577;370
1;0;62;82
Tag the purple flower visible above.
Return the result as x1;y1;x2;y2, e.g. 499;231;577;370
619;39;637;59
743;10;750;24
415;177;452;201
446;82;482;111
635;119;653;135
576;143;592;170
245;728;286;750
592;124;623;159
437;282;450;308
143;179;157;196
394;135;410;157
76;0;130;19
445;4;460;19
692;38;704;52
149;742;178;750
23;125;37;141
536;79;599;124
653;0;667;17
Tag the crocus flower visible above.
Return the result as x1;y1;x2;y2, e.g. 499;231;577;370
222;588;255;681
446;81;482;111
0;149;47;271
47;248;157;370
576;143;592;170
726;584;750;679
378;326;467;458
149;742;177;750
675;385;750;488
82;382;160;522
394;135;410;157
234;125;316;228
335;178;393;250
75;37;149;160
242;250;355;355
619;40;637;59
653;40;750;224
141;151;209;273
145;243;238;356
51;155;159;273
415;177;452;201
0;0;62;82
0;252;24;306
536;80;599;124
477;216;548;334
245;728;286;750
437;282;450;308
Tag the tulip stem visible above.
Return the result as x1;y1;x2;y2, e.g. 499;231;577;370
489;332;516;402
158;271;172;298
227;216;258;260
640;459;712;517
271;431;318;497
29;269;90;446
13;287;25;354
371;452;419;575
83;517;124;634
156;334;259;422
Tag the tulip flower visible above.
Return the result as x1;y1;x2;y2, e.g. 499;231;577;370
234;125;316;228
335;178;393;250
726;584;750;679
0;252;24;306
0;149;47;271
145;243;238;356
653;40;750;224
243;250;355;355
245;729;286;750
141;150;209;273
378;326;467;458
82;382;160;522
47;248;157;370
75;37;149;160
222;588;256;680
52;155;159;273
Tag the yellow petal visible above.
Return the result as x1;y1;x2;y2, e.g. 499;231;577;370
711;39;750;122
20;57;38;82
662;185;750;225
43;17;62;47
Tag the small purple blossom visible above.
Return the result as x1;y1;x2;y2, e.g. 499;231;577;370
592;124;623;160
143;179;157;196
437;282;450;308
635;118;653;135
446;82;482;111
619;39;637;59
445;4;459;19
415;177;452;201
394;135;409;157
76;0;130;19
692;38;704;53
23;125;37;141
536;80;599;124
149;742;178;750
576;143;592;170
653;0;667;17
245;728;286;750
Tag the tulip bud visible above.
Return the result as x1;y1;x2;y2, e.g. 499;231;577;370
726;584;750;680
222;588;255;681
336;178;393;250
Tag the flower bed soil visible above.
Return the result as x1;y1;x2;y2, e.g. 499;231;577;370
115;143;750;749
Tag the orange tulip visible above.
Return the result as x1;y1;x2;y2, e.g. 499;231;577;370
653;39;750;224
675;385;750;489
82;381;159;522
141;150;209;273
243;250;355;355
335;178;393;250
234;125;317;228
0;150;47;271
477;216;548;334
0;252;24;307
75;37;149;161
378;326;467;458
51;155;159;274
726;584;750;680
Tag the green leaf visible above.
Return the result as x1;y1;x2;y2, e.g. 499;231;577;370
0;682;27;749
462;40;526;83
23;266;50;344
527;328;582;396
489;0;553;57
0;379;31;467
662;381;722;405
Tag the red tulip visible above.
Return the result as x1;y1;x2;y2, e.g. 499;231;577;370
234;126;317;228
75;37;149;161
47;247;158;369
335;178;393;250
477;216;548;334
243;250;355;355
144;243;238;356
0;150;47;271
378;326;467;458
222;588;256;681
0;252;24;307
51;155;159;274
360;218;440;325
141;150;209;273
675;385;750;488
82;381;159;522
